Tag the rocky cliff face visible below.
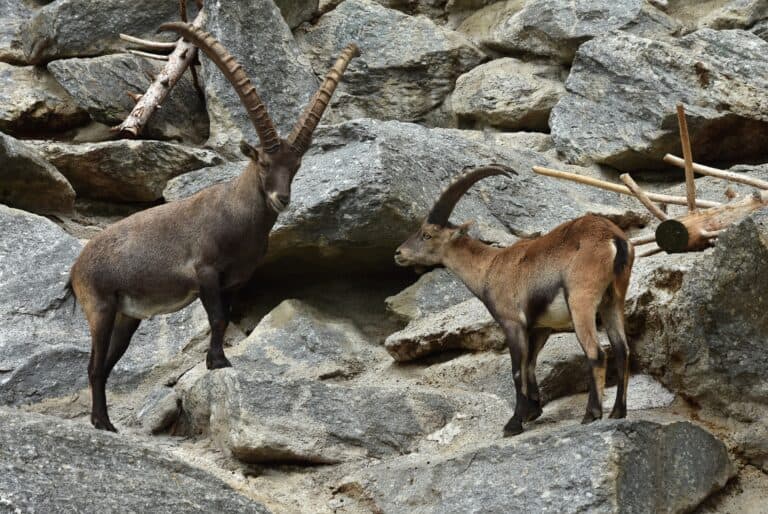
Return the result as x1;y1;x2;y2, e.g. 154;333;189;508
2;0;768;512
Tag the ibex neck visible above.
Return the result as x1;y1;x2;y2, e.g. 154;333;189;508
442;237;500;298
234;163;279;228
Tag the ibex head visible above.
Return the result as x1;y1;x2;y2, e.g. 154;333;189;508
395;165;517;267
161;23;360;213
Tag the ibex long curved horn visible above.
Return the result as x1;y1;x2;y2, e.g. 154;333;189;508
288;43;361;156
159;22;281;153
427;164;517;226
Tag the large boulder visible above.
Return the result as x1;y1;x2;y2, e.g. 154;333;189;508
296;0;485;125
386;268;473;322
180;369;456;464
27;139;223;202
48;54;209;144
0;132;75;214
0;205;211;406
450;57;566;131
21;0;181;63
162;161;246;202
334;420;733;513
459;0;680;64
0;63;88;135
550;30;768;170
274;0;318;28
0;408;270;513
699;0;768;29
201;0;317;157
0;0;32;64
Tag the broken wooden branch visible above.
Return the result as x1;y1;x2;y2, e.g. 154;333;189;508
655;190;768;253
127;49;170;61
114;6;204;137
630;233;657;246
532;166;721;209
119;34;177;51
620;173;669;221
663;154;768;191
676;104;698;213
639;245;664;258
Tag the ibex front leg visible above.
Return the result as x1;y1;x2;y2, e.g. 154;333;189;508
501;319;536;436
197;267;232;370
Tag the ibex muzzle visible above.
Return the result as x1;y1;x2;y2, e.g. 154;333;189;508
68;22;359;432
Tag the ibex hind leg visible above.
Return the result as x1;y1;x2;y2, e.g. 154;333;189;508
104;313;141;377
569;293;606;424
85;298;118;432
599;289;630;420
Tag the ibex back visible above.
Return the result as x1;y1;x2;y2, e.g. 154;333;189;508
395;165;634;436
69;22;359;431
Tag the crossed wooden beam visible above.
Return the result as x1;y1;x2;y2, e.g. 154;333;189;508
534;104;768;257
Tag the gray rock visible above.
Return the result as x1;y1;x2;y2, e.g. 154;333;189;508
550;30;768;170
602;374;675;412
180;369;455;464
0;62;88;135
231;299;375;380
162;161;246;202
275;0;318;28
386;268;473;322
752;18;768;40
296;0;485;125
334;420;733;513
0;132;75;214
0;205;212;405
201;0;317;157
27;139;223;202
21;0;181;63
450;57;566;131
700;0;768;29
48;54;209;144
0;408;270;513
0;0;32;64
135;386;181;434
259;118;635;270
459;0;680;64
385;298;504;362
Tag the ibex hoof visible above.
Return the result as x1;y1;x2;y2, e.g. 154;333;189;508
206;354;232;370
524;400;543;422
503;418;524;437
581;410;602;424
609;407;627;419
91;415;117;432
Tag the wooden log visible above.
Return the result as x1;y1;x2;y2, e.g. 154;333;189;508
620;173;669;221
114;10;204;137
532;166;721;209
655;190;768;253
676;104;698;213
663;154;768;191
630;233;656;246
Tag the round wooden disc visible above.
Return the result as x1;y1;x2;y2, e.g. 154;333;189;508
655;219;690;253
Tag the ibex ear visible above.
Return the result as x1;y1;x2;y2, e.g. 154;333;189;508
451;220;475;240
239;140;260;161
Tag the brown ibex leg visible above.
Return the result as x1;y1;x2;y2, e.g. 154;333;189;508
104;313;141;377
525;328;551;422
569;295;606;424
198;268;232;370
87;300;118;432
501;320;532;436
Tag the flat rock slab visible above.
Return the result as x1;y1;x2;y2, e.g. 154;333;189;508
48;54;209;144
0;62;87;135
386;268;473;322
0;0;32;64
0;132;75;214
459;0;680;64
334;420;734;513
21;0;181;63
201;0;317;157
296;0;485;124
27;139;223;202
550;29;768;170
0;205;210;406
0;408;270;513
181;369;455;464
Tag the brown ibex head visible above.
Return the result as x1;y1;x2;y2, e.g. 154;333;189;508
395;164;516;267
160;22;360;212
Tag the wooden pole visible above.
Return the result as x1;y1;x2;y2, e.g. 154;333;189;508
663;154;768;191
620;174;669;221
655;190;768;253
532;166;721;209
676;104;698;213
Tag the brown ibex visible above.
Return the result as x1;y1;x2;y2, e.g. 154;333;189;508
394;165;634;436
68;22;359;431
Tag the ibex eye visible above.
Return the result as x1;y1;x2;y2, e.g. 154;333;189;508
422;233;432;240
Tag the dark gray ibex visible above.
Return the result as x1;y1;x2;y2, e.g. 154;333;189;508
394;165;634;436
69;22;359;431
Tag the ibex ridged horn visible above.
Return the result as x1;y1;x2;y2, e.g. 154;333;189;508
288;43;361;156
159;22;281;154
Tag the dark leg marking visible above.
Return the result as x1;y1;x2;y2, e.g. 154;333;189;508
88;300;118;432
198;267;232;370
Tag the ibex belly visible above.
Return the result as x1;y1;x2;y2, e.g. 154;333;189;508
119;290;198;319
533;289;573;331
